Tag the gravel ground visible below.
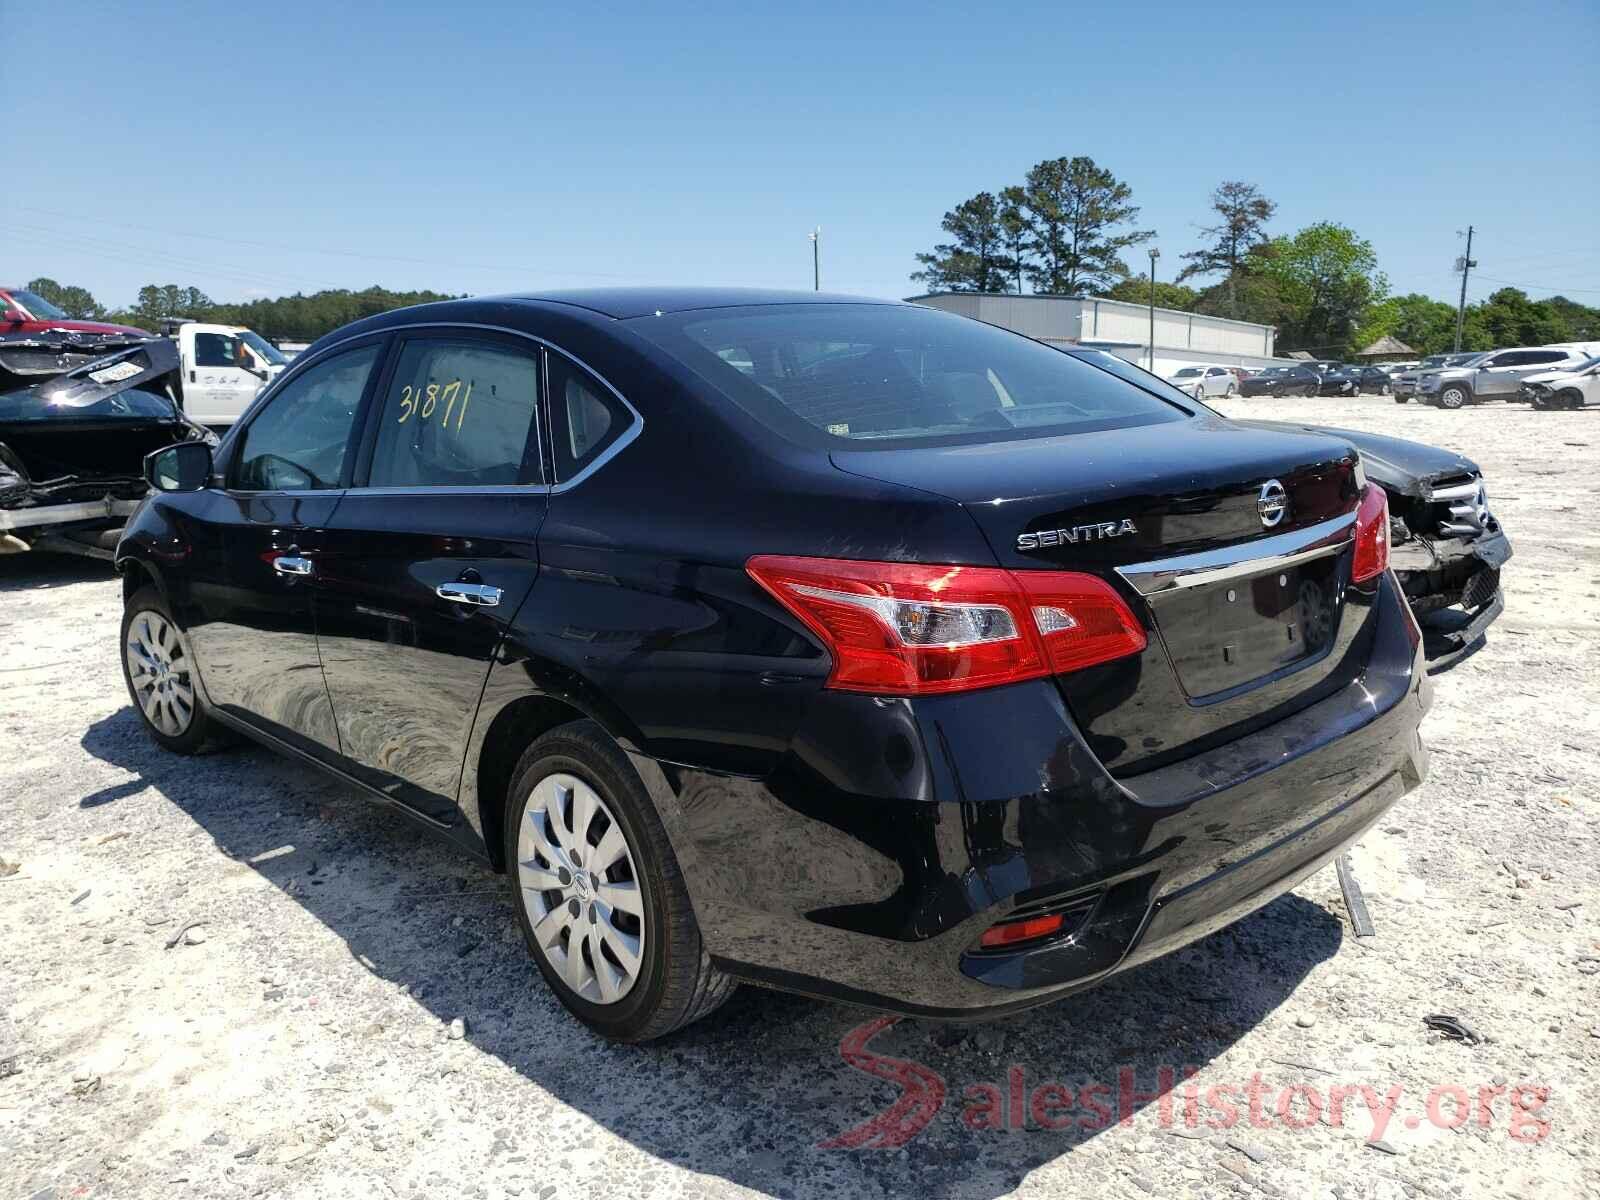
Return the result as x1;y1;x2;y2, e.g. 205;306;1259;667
2;393;1597;1200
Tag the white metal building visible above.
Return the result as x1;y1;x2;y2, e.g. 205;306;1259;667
907;292;1286;376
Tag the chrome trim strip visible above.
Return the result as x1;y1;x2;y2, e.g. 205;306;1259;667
1422;478;1479;502
1115;512;1357;597
223;319;643;499
0;497;141;531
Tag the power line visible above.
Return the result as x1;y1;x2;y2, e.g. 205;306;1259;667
12;205;643;281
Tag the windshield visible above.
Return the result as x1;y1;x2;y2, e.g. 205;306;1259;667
1171;367;1203;378
10;289;69;320
0;385;177;423
629;303;1187;448
238;330;288;366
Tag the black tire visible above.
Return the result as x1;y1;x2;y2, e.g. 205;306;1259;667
120;586;216;754
503;719;735;1041
1302;384;1317;398
1438;384;1470;410
1557;389;1586;410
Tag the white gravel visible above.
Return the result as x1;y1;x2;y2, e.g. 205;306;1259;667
2;393;1597;1199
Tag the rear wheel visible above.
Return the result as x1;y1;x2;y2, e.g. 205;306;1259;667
1380;382;1391;395
121;587;215;754
504;720;734;1041
1302;384;1317;398
1438;384;1470;409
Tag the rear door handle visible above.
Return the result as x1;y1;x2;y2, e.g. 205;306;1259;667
272;555;314;577
437;581;502;607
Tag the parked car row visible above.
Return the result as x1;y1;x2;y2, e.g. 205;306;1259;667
1414;346;1598;409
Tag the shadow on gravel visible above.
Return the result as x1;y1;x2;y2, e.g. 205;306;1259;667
83;706;1343;1199
0;551;114;593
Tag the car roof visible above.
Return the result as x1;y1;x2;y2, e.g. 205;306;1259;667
502;287;902;319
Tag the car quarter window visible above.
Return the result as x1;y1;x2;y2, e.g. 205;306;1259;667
548;352;631;483
232;343;380;491
366;338;543;488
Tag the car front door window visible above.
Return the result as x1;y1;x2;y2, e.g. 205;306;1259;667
233;344;380;491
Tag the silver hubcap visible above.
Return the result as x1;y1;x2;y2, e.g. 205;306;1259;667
516;773;645;1005
125;610;195;737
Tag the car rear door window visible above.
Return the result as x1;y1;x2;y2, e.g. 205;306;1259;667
548;352;632;483
366;338;542;488
232;343;380;491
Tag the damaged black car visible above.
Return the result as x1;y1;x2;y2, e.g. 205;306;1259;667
1069;349;1512;666
1;332;216;559
1233;422;1510;665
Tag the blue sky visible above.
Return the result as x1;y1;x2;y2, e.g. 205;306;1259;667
5;0;1597;311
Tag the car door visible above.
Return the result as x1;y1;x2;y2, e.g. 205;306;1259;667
183;337;386;755
1507;350;1576;394
188;331;265;425
310;329;549;824
1472;351;1527;398
1204;366;1226;396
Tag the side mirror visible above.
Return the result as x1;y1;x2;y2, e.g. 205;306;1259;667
145;441;212;492
1;308;24;325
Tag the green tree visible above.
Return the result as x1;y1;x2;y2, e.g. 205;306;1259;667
911;191;1013;293
133;284;214;322
1176;181;1276;319
24;277;106;320
1258;223;1387;356
1350;293;1459;356
997;185;1030;295
1468;288;1568;349
1103;275;1199;310
1019;156;1153;295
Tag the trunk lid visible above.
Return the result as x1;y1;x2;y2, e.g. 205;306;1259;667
832;415;1368;772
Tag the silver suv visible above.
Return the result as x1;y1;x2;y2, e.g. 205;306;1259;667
1392;353;1478;402
1418;347;1590;409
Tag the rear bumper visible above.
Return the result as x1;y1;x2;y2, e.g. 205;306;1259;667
648;572;1430;1017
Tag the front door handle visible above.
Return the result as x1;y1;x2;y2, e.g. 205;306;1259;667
437;581;502;607
272;555;314;577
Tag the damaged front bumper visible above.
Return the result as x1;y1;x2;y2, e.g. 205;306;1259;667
1391;523;1512;664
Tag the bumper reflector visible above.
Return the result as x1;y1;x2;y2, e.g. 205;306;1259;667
978;912;1065;949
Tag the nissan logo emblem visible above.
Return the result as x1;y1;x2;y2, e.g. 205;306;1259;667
1257;479;1288;528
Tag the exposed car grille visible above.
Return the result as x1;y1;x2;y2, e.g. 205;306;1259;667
1462;566;1500;611
1424;473;1491;536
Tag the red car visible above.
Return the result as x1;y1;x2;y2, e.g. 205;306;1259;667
1;285;146;336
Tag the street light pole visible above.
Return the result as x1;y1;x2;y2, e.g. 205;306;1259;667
809;227;821;291
1148;248;1160;371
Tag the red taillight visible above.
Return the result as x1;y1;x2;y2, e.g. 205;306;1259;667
745;555;1147;696
1351;484;1389;583
979;912;1065;949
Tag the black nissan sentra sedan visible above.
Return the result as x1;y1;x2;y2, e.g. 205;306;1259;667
116;290;1430;1041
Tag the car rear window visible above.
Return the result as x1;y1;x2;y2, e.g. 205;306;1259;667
628;303;1186;449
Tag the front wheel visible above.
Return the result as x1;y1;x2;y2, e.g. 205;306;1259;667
505;720;735;1041
1438;384;1470;409
121;587;216;754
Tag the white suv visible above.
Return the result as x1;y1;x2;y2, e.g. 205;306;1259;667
1521;355;1600;410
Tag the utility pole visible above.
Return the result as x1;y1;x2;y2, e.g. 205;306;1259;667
1148;247;1160;372
1453;226;1475;352
809;227;821;291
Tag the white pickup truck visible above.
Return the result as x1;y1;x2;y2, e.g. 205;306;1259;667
161;319;290;426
